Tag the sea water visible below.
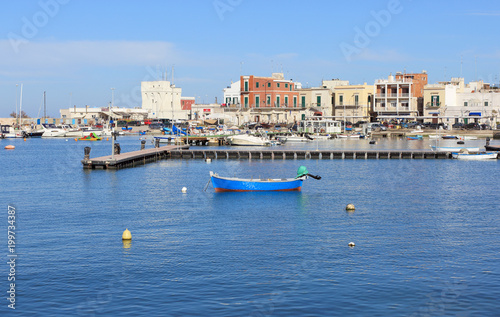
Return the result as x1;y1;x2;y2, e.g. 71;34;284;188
0;136;499;316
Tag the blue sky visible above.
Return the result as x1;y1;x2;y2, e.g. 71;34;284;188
1;0;499;117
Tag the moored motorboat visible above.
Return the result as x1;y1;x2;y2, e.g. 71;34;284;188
430;145;480;152
485;145;500;151
209;166;320;192
227;133;271;146
451;150;497;160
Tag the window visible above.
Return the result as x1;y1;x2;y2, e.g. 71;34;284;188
226;97;230;104
464;101;468;107
276;96;280;107
244;81;248;91
285;83;288;88
301;96;306;108
233;97;238;104
244;96;248;108
354;95;359;106
391;102;397;108
339;95;343;106
316;96;321;107
485;101;489;107
290;85;292;91
256;82;259;88
277;83;280;88
431;95;439;106
267;82;271;88
381;102;386;108
255;95;260;108
293;96;297;108
284;96;288;107
267;95;271;105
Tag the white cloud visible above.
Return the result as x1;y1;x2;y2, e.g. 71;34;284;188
0;40;179;70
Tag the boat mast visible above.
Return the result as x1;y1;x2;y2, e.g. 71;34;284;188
44;91;46;120
19;84;23;126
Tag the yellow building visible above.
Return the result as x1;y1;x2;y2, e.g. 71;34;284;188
423;84;445;123
333;84;373;122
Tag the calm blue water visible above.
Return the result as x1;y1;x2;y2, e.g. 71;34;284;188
1;136;500;316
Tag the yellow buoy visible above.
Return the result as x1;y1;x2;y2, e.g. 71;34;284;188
4;145;15;150
24;138;26;141
122;229;132;240
346;204;355;211
106;138;109;141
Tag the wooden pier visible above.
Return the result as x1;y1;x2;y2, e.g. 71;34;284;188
168;149;450;160
82;147;454;170
81;145;189;170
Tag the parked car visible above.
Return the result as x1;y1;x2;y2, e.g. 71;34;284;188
370;123;387;131
149;123;164;129
452;122;465;129
465;123;481;130
128;120;142;126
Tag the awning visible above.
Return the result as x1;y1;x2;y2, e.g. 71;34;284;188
469;112;481;116
313;111;323;116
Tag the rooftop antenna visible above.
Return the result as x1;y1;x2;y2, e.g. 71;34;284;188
460;55;463;78
171;65;174;86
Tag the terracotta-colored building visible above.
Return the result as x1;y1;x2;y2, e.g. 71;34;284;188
395;71;428;115
240;73;299;109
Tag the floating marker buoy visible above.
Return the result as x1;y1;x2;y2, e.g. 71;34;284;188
122;229;132;241
74;138;78;142
348;242;356;247
181;187;187;193
23;138;26;141
206;158;212;163
106;138;109;141
4;145;15;150
346;204;355;211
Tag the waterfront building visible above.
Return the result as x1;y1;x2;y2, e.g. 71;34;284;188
297;86;333;117
223;81;241;107
234;73;304;124
395;71;428;115
60;106;148;125
332;83;373;123
141;80;187;120
453;81;500;126
373;74;418;120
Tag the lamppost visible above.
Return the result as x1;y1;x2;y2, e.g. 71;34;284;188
110;88;116;160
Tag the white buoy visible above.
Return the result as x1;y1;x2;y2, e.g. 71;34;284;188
181;187;187;193
348;242;355;247
206;158;212;163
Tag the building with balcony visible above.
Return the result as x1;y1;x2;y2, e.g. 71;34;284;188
238;73;302;123
333;83;373;123
223;80;241;107
297;86;333;117
395;71;428;115
373;74;418;120
60;106;148;125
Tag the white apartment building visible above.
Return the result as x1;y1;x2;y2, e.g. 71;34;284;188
223;81;241;106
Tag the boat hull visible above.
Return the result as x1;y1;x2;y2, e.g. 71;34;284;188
210;174;304;192
430;145;480;152
228;134;270;146
451;152;498;160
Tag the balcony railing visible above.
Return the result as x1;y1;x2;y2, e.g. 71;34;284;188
375;93;411;98
425;102;441;108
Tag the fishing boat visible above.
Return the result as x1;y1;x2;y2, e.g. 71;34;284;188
407;135;423;140
430;145;480;152
209;166;320;192
451;150;497;160
227;133;271;146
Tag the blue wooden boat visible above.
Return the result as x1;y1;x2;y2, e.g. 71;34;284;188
209;166;320;192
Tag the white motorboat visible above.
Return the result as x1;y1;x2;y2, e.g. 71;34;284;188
451;150;497;160
65;126;105;138
0;125;26;138
430;145;480;152
227;133;271;146
40;123;68;137
282;134;312;142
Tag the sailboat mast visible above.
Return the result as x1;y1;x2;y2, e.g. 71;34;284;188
19;84;23;126
44;91;46;119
